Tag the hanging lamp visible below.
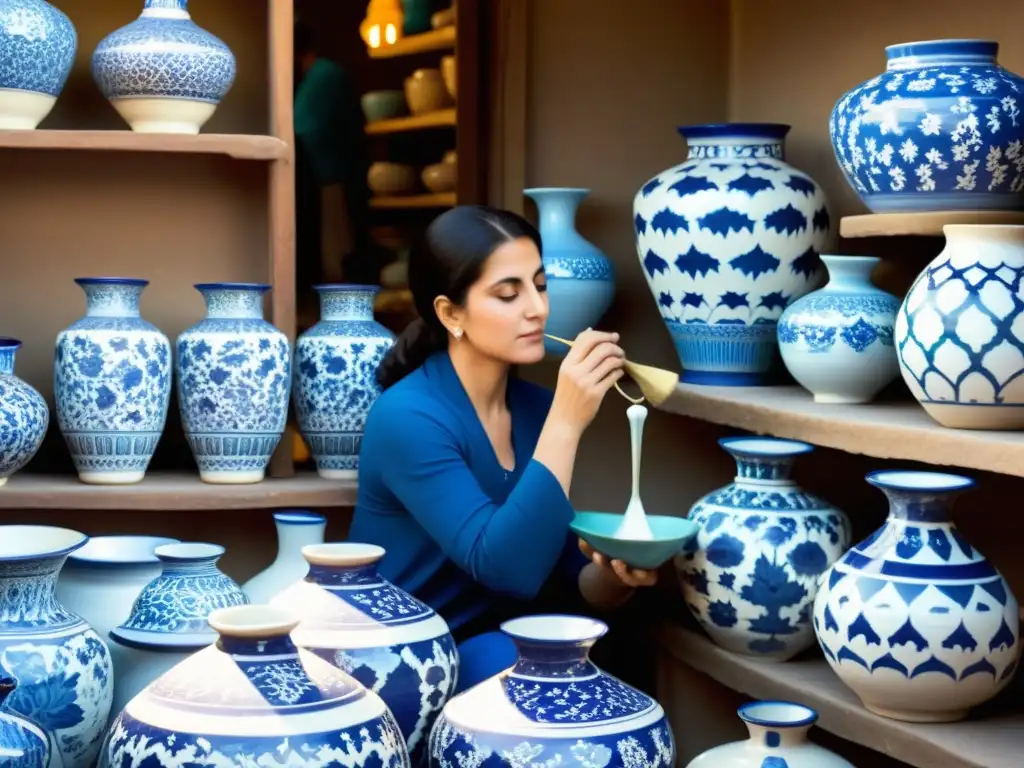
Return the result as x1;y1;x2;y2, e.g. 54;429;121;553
360;0;404;49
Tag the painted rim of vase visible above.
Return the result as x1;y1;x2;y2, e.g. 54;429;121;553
302;542;385;566
273;510;326;525
866;470;975;493
718;436;814;457
194;282;272;292
0;338;21;350
68;535;181;566
737;700;818;728
885;39;998;58
208;605;300;638
820;254;880;266
500;614;609;645
0;525;88;562
154;541;226;562
74;277;149;287
523;187;592;196
312;283;383;294
676;123;791;141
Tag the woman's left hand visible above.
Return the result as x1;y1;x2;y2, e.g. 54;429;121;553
578;539;658;588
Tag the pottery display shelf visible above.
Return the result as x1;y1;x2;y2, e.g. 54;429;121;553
367;25;456;59
839;211;1024;238
369;192;457;209
0;130;287;160
365;108;456;135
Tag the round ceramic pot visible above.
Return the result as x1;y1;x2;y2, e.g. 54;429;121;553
0;0;76;129
0;677;48;766
404;68;450;115
91;0;236;134
778;255;900;403
895;224;1024;429
831;39;1024;212
294;285;396;480
524;188;616;355
676;437;850;661
634;123;832;385
814;470;1020;723
241;510;326;604
55;277;172;485
0;526;113;768
176;282;291;484
99;605;410;768
0;339;48;487
429;615;675;768
271;543;457;766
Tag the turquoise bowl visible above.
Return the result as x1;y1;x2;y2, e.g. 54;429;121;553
361;90;407;123
570;511;699;570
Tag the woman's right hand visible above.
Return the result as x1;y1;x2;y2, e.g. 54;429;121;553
550;329;625;434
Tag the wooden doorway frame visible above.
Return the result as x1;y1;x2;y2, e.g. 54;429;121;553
485;0;529;214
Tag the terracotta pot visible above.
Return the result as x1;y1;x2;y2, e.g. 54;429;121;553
404;68;451;115
422;158;457;193
368;162;416;195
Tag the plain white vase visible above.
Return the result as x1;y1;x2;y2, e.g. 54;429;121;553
241;510;326;603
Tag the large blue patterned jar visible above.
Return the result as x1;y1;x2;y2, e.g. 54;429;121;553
0;0;76;129
55;278;172;485
294;285;396;479
0;677;48;766
813;470;1020;722
91;0;236;134
831;39;1024;213
272;543;457;767
0;526;113;768
633;124;832;385
676;437;850;662
100;605;410;768
429;615;674;768
0;339;47;487
176;282;291;484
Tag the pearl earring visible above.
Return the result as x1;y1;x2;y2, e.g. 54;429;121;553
453;327;463;339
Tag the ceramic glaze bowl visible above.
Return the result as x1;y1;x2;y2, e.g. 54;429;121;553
360;89;406;123
570;511;698;570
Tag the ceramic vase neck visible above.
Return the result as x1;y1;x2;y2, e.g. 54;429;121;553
196;284;269;320
0;555;79;629
306;560;380;587
316;285;379;322
744;721;812;749
508;638;597;678
737;702;818;751
874;486;960;523
218;631;299;658
273;512;326;558
885;39;998;71
0;340;19;376
524;188;588;239
821;255;879;291
77;278;146;318
156;544;226;576
679;123;789;161
721;439;811;486
142;0;190;19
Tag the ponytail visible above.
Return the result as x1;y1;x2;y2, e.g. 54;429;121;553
376;316;447;390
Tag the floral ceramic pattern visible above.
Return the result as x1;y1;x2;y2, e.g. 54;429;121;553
0;0;76;96
0;683;49;766
0;345;47;484
503;672;651;724
779;296;897;352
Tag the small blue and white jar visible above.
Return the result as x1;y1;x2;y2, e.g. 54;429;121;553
91;0;236;134
0;338;48;487
176;282;291;484
676;437;851;662
778;255;900;404
0;677;49;767
294;285;396;480
0;0;76;129
55;278;172;485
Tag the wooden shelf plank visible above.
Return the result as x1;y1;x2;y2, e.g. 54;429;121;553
840;211;1024;238
370;192;456;209
365;109;457;135
658;383;1024;478
0;130;288;160
367;26;456;59
0;471;356;511
656;623;1023;768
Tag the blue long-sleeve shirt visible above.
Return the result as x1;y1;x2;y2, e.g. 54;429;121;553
349;351;586;638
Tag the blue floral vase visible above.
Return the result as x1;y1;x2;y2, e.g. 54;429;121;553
0;339;47;487
55;278;172;485
176;282;291;484
429;615;674;768
294;285;396;480
100;605;410;768
272;543;457;767
814;470;1020;722
0;677;48;767
0;0;76;129
831;39;1024;213
91;0;236;134
524;188;615;355
0;526;113;768
634;124;832;385
676;437;851;661
778;255;900;404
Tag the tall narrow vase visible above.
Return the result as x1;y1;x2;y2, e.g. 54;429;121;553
0;339;48;487
294;285;396;480
242;510;326;604
0;677;48;767
176;283;291;484
55;277;172;484
524;188;615;355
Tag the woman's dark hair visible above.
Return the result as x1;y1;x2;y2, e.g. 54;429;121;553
376;205;542;390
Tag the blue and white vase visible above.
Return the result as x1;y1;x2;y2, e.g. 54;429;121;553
634;123;832;385
524;188;615;355
242;511;326;604
778;255;900;404
0;526;113;768
676;437;850;662
429;615;675;768
831;39;1024;213
0;0;76;129
92;0;235;134
813;470;1020;723
895;224;1024;429
100;605;411;768
0;677;48;767
55;278;172;485
176;282;291;484
272;543;457;767
294;285;396;480
0;339;47;487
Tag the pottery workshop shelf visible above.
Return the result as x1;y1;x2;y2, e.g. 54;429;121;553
365;108;457;135
656;623;1023;768
0;130;289;160
370;192;457;209
839;211;1024;238
367;26;456;59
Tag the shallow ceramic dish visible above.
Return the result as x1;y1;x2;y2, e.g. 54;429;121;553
571;511;698;570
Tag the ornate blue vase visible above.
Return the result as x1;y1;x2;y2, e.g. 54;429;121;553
100;605;410;768
429;615;674;768
0;0;76;129
0;526;113;768
176;282;291;484
0;339;47;487
294;285;396;480
676;437;851;661
91;0;236;134
0;677;48;767
524;188;615;355
55;278;172;485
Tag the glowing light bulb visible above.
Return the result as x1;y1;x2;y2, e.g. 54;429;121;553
360;0;404;49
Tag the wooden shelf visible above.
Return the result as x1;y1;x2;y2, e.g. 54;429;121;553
840;211;1024;238
0;471;356;511
365;109;457;135
658;383;1024;478
367;26;456;59
0;130;289;160
656;623;1023;768
370;192;456;209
